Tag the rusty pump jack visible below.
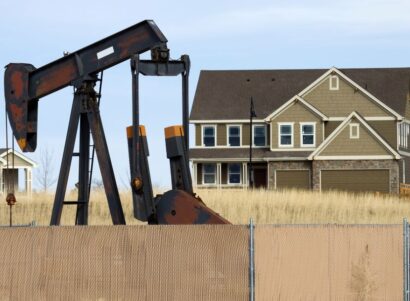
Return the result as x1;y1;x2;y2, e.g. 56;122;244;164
4;20;229;225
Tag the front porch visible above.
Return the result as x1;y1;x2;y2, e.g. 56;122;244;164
192;161;268;189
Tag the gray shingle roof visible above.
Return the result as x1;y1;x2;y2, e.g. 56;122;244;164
190;68;410;120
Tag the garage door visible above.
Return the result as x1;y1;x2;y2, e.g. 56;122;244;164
321;170;390;193
276;170;310;189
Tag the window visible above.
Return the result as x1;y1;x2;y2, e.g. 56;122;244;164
202;164;216;184
349;123;359;139
202;125;215;147
253;125;266;146
228;163;241;184
400;123;410;148
279;123;293;147
300;123;315;147
228;125;241;146
329;75;339;90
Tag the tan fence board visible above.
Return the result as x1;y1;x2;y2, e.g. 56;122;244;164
255;225;402;301
0;225;249;301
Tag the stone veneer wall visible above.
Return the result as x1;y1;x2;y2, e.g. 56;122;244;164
268;161;312;189
312;160;399;193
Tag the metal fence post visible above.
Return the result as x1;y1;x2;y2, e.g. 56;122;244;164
405;218;410;301
249;218;255;301
403;218;409;301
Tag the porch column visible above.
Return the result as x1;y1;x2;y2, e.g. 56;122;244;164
25;167;32;197
242;163;248;188
192;163;197;189
217;163;222;189
0;167;3;194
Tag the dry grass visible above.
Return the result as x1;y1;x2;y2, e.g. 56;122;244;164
1;188;410;225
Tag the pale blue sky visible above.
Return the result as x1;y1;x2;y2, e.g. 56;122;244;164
1;0;410;190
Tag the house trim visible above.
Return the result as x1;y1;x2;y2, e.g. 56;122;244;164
191;119;266;124
252;124;268;147
201;163;217;185
277;122;294;148
328;116;396;121
226;124;242;147
300;122;316;147
329;75;339;90
314;155;395;160
308;111;401;160
298;67;403;120
201;124;217;147
227;163;242;185
349;123;360;139
265;95;328;121
0;149;37;167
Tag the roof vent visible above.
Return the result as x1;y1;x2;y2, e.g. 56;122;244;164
271;78;275;82
246;79;250;82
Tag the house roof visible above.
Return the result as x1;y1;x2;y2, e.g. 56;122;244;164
0;148;37;167
190;68;410;120
190;148;312;161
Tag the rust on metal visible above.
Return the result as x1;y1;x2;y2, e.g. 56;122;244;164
156;190;231;224
34;61;77;97
10;71;24;99
6;193;16;206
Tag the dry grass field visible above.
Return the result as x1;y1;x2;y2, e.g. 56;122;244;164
1;188;410;225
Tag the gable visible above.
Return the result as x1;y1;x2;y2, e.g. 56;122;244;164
270;101;324;149
310;112;401;160
318;118;392;157
303;74;393;118
0;151;37;167
271;101;323;123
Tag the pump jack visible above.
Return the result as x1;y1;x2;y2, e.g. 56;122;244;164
4;20;229;225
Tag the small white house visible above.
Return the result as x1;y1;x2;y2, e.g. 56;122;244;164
0;148;37;195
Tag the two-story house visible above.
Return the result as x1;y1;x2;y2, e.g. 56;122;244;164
189;67;410;193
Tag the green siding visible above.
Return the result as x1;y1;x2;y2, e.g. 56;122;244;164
195;125;201;146
325;121;341;138
270;102;323;148
320;119;392;156
217;124;226;146
368;121;397;148
304;75;392;117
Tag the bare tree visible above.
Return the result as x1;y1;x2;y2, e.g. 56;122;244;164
92;178;104;190
36;148;57;193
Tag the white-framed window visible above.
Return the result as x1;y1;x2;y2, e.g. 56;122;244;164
329;75;339;90
253;124;267;147
227;125;241;146
228;163;241;184
278;123;294;147
300;122;315;147
349;123;360;139
202;125;216;147
202;163;216;184
399;122;410;149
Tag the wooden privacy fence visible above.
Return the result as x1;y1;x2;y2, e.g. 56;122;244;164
401;183;410;197
0;224;404;300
